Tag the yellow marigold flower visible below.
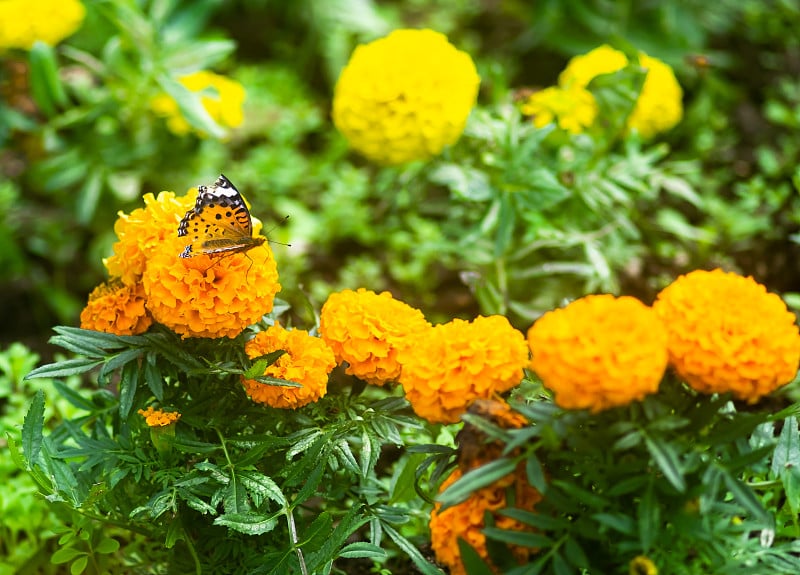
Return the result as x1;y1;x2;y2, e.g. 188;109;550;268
242;323;336;409
429;466;542;575
150;70;246;137
559;44;629;89
528;295;668;412
138;406;181;427
142;236;281;339
398;316;528;424
558;44;683;138
653;269;800;402
319;288;431;385
104;191;197;286
520;86;597;134
80;280;152;336
629;555;658;575
0;0;85;50
332;28;480;165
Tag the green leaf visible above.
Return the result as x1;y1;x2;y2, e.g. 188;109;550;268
244;350;286;379
22;390;45;468
483;527;553;548
51;546;86;564
70;555;89;575
772;416;800;477
563;537;590;569
644;435;686;492
300;511;334;552
552;550;575;575
428;163;493;201
28;41;68;117
592;512;636;536
722;472;769;525
52;380;96;411
638;481;660;551
525;454;547;494
338;542;385;559
94;537;120;554
24;358;103;380
494;192;515;258
144;356;163;401
383;524;443;575
238;470;286;506
214;512;279;535
437;458;518;508
457;538;494;575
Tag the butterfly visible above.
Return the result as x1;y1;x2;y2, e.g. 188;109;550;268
177;174;266;258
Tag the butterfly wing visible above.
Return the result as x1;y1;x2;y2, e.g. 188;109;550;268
178;174;262;258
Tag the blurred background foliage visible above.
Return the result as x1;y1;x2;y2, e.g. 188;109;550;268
2;0;799;348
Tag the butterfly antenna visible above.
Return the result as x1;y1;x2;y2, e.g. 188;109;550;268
265;215;292;247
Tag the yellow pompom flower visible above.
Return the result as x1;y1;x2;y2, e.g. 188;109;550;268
430;466;542;575
653;269;800;402
398;316;528;424
104;191;197;286
142;237;281;339
0;0;85;50
241;323;336;409
332;28;480;165
528;295;668;412
319;288;431;385
520;86;598;134
558;44;683;138
150;71;246;137
79;280;152;336
629;555;658;575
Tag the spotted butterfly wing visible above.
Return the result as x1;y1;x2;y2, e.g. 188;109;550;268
177;174;266;258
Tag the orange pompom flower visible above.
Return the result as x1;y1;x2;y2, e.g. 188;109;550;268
80;280;152;336
653;269;800;402
242;323;336;409
319;288;431;385
429;466;542;575
398;316;528;424
138;406;181;427
527;295;668;412
142;237;281;339
104;191;196;286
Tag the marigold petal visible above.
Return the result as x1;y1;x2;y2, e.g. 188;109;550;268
80;280;153;336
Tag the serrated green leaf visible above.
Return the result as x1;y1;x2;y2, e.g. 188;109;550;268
238;470;286;506
244;350;286;379
144;355;163;401
22;390;45;468
498;508;567;530
300;511;334;553
772;416;800;477
458;538;494;575
552;550;575;575
52;380;96;411
24;358;103;380
157;73;226;138
638;481;660;551
564;537;590;569
525;454;547;494
722;472;769;524
592;512;636;536
214;512;279;535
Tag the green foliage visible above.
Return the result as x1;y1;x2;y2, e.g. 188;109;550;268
21;324;440;573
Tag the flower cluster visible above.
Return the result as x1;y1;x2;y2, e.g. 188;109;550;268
0;0;85;50
319;288;430;385
138;406;181;427
241;323;336;409
654;269;800;402
79;280;152;336
332;28;480;165
398;315;529;423
522;44;683;138
429;466;542;575
527;295;668;412
83;186;280;339
150;71;246;137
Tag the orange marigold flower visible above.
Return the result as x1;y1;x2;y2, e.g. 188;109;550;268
430;466;542;575
319;288;431;385
528;295;668;412
79;279;152;336
457;399;529;471
398;316;528;424
653;269;800;402
142;237;281;339
138;406;181;427
104;191;196;286
242;323;336;409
